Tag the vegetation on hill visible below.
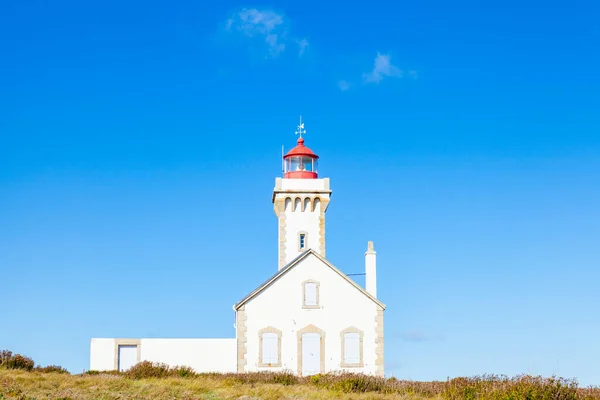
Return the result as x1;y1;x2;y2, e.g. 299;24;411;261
0;350;68;375
1;350;599;400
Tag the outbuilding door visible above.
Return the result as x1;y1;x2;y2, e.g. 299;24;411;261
118;345;137;372
301;333;320;376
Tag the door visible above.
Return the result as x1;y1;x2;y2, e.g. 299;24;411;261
118;345;137;372
301;333;321;376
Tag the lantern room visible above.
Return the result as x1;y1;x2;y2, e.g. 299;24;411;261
283;137;319;179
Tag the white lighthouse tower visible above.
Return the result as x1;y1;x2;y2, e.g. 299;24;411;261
272;118;332;269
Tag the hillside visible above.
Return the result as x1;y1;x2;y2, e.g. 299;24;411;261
1;367;599;400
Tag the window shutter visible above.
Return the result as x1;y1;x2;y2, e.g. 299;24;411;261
304;282;317;306
262;333;278;364
344;332;360;364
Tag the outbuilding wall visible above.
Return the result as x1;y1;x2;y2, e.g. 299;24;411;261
89;338;236;373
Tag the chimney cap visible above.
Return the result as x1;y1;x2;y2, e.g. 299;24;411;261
366;241;376;254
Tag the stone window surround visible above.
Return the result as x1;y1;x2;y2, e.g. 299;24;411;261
258;326;282;367
340;326;364;368
296;324;326;375
113;339;141;371
302;279;320;309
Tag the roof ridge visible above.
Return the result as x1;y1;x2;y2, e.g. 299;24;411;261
233;249;385;311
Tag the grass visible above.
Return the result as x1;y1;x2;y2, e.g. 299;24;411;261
1;368;600;400
1;352;599;400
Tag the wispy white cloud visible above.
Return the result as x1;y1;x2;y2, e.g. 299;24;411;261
225;8;306;58
363;52;403;83
337;80;352;91
297;38;309;56
225;10;416;87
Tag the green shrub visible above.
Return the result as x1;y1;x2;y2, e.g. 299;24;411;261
209;371;297;385
0;350;34;371
0;350;13;364
310;373;323;385
308;372;386;393
441;374;579;400
173;366;196;378
339;374;385;393
83;369;121;376
125;361;171;379
123;361;197;379
83;370;101;375
35;365;69;374
269;371;298;386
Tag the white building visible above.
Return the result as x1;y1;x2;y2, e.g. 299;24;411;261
90;120;386;376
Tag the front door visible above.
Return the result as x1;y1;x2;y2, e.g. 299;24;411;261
118;345;137;372
301;333;321;376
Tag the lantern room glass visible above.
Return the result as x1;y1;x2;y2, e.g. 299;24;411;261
285;156;318;174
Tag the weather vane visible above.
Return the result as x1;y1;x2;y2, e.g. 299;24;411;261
295;115;306;138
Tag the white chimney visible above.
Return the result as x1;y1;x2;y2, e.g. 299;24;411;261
365;241;377;298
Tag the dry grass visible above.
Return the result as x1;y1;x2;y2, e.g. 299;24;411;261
1;368;599;400
0;369;404;400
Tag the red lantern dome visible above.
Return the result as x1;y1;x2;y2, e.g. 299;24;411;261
283;117;319;179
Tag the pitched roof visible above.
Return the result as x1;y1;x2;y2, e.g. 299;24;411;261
233;249;386;311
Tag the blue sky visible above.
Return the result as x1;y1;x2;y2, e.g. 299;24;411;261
1;0;600;386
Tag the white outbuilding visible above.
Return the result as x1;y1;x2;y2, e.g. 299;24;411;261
90;119;385;376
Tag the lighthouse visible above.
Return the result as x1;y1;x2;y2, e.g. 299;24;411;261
90;116;385;377
272;117;332;270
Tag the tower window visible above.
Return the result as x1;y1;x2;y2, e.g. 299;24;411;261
297;231;308;252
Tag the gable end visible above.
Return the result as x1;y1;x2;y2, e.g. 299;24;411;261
233;249;385;311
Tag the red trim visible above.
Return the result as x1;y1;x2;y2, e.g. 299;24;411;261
284;171;318;179
283;137;319;159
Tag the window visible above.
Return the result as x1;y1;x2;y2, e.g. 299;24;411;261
344;333;360;364
304;283;317;305
288;156;315;172
297;231;308;252
340;327;364;367
302;280;319;309
258;327;282;367
262;333;278;365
